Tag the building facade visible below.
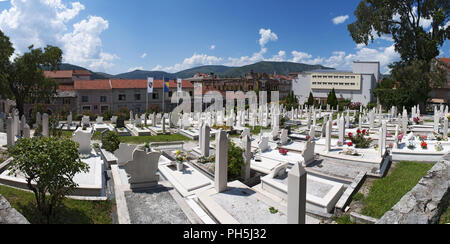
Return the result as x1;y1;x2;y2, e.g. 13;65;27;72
429;57;450;105
291;61;380;106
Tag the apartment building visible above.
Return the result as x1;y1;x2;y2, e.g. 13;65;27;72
292;61;380;106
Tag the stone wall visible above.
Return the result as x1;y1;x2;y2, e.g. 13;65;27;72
0;194;29;224
377;155;450;224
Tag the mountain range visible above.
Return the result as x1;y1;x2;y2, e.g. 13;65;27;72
55;61;335;80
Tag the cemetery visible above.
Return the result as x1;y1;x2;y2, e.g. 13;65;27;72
0;102;449;224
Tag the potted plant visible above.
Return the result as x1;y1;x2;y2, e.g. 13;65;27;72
175;150;187;171
420;141;428;150
278;148;288;156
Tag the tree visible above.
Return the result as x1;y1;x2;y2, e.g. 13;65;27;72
348;0;449;63
0;30;63;117
102;131;121;153
8;137;89;223
348;0;449;107
306;92;315;106
327;88;338;109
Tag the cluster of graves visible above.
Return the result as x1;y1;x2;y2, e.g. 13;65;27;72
0;102;448;224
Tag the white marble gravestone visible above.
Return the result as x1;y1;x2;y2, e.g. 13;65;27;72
201;124;210;158
338;115;345;145
72;129;92;155
96;116;104;124
114;143;138;166
215;130;228;193
42;113;49;137
280;129;289;145
443;117;448;140
302;140;315;167
124;148;161;189
242;135;251;181
259;136;270;153
287;162;307;224
7;117;14;146
23;124;30;138
111;116;118;124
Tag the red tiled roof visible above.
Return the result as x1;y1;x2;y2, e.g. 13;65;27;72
58;84;75;91
74;80;112;90
44;70;73;79
439;57;450;64
73;70;92;76
109;79;194;89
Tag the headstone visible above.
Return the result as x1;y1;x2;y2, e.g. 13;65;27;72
68;112;73;125
114;143;138;166
302;140;315;167
42;113;49;137
215;130;228;193
20;115;26;136
280;129;289;145
23;124;30;138
241;128;250;139
259;136;270;152
242;135;251;181
338;115;345;145
271;125;279;140
7;117;14;147
443;117;448;140
124;148;161;189
434;113;439;133
402;110;408;134
325;120;332;153
378;127;384;158
111;116;118;124
162;117;166;133
81;116;90;127
321;116;328;138
201;124;210;158
0;119;3;133
96;116;104;124
36;112;42;127
287;162;307;224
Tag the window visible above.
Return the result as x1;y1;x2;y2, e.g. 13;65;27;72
63;98;71;105
328;76;333;78
82;106;90;111
82;96;88;103
152;93;159;99
94;105;98;110
119;94;126;101
135;94;141;101
100;96;107;102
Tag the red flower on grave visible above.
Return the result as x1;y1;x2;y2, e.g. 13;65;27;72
348;132;353;138
356;129;361;134
347;142;353;147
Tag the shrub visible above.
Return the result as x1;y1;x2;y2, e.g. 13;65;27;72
227;141;245;180
102;131;121;153
348;129;372;149
8;137;89;223
367;103;377;110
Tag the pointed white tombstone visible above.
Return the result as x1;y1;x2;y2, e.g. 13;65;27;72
287;162;307;224
271;125;279;140
325;120;332;153
162;117;166;134
124;148;161;189
382;121;387;154
7;117;14;147
23;124;30;138
338;115;345;145
321;116;328;138
96;116;104;124
259;136;270;152
378;127;384;158
434;113;439;133
36;112;42;127
201;124;210;158
111;116;118;124
402;110;408;134
312;109;317;127
42;113;49;137
358;114;362;130
68;112;73;126
114;143;138;167
215;130;228;193
443;117;448;140
242;135;251;182
306;111;311;129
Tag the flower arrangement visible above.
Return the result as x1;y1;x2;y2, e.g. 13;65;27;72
306;135;311;140
435;142;444;152
347;142;353;147
420;141;428;150
278;148;288;155
420;135;427;141
348;129;372;148
407;141;416;150
398;133;404;141
413;117;423;125
340;148;361;156
175;150;187;162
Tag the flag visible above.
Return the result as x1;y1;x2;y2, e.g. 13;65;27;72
177;78;182;93
164;78;170;93
147;77;154;93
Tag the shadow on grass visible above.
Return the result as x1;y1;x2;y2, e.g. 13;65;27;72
15;202;95;224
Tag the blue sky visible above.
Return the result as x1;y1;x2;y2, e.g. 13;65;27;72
0;0;448;75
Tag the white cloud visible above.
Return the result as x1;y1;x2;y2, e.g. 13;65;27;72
0;0;117;72
141;53;147;58
152;53;223;73
210;45;216;50
259;28;278;47
332;15;349;25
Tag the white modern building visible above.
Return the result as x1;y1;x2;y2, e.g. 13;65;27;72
291;61;381;106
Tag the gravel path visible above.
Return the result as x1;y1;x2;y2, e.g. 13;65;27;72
125;185;190;224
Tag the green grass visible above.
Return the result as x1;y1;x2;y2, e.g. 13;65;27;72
119;133;192;144
0;184;113;224
246;126;270;134
352;192;365;201
61;130;102;140
361;161;434;219
332;215;355;224
439;204;450;224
